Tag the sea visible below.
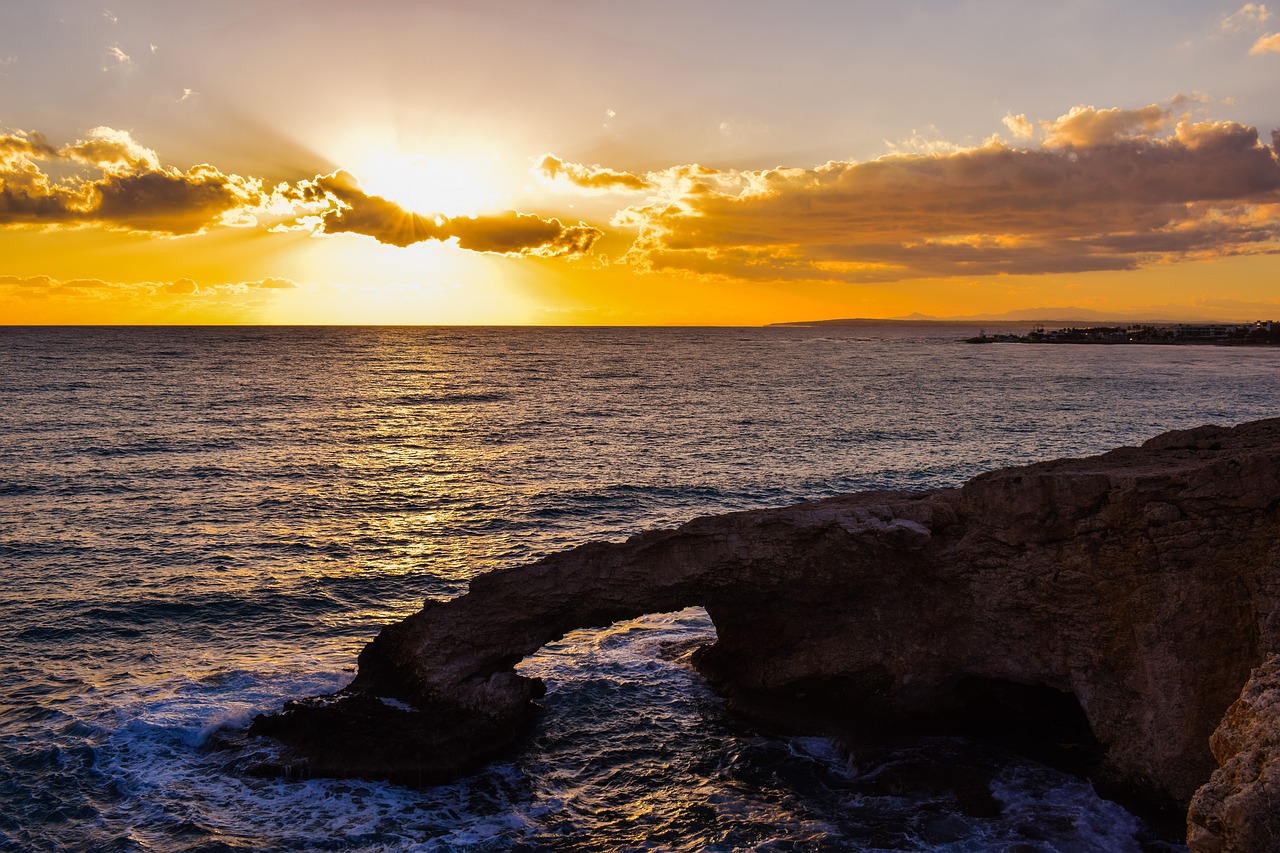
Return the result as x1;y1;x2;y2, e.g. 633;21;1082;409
2;323;1277;853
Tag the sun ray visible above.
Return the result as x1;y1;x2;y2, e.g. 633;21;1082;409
348;149;505;217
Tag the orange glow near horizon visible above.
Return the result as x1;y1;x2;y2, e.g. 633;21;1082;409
2;101;1278;325
4;235;1280;326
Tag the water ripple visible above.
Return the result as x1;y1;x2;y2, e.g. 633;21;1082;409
2;324;1270;851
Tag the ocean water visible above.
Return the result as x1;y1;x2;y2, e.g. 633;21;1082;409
2;324;1277;852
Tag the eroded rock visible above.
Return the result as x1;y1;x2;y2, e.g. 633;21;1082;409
1188;655;1280;852
248;419;1280;842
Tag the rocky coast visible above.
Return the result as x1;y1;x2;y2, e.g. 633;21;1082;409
248;418;1280;851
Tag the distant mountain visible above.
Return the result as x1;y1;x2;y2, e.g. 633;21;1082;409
773;307;1228;326
897;307;1153;322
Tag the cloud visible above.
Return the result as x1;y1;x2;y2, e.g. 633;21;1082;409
62;126;161;171
0;273;315;322
1002;113;1035;140
1251;31;1280;52
535;154;652;191
161;278;198;294
0;128;601;258
1040;103;1176;147
309;170;601;256
1;273;298;298
885;127;972;154
0;274;56;289
1224;3;1271;31
0;130;58;163
0;129;257;234
1218;3;1280;54
605;107;1280;284
442;211;600;256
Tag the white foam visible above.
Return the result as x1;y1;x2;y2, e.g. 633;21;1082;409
991;762;1149;852
377;697;416;713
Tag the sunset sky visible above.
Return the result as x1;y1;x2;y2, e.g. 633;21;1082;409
2;1;1279;325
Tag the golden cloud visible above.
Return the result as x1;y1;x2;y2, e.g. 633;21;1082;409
1001;113;1035;140
309;170;601;256
61;126;161;171
1224;3;1272;31
1251;32;1280;53
0;273;299;301
0;128;262;235
0;274;307;323
592;106;1280;283
0;128;601;258
535;154;653;191
1040;103;1175;147
161;278;199;294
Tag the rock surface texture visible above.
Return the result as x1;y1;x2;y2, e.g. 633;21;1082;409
1187;655;1280;852
250;419;1280;847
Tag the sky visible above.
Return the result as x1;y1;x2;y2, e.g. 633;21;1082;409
1;0;1279;325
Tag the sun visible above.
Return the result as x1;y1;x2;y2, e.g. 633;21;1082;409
351;150;505;218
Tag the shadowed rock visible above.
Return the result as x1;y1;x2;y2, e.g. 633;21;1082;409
247;418;1280;846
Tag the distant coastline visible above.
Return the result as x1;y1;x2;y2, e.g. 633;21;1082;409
963;322;1280;346
767;317;1280;345
770;317;1069;327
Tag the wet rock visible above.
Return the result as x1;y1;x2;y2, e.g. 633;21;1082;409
244;685;543;785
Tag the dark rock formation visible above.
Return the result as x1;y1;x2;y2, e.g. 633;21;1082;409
1187;654;1280;852
249;418;1280;845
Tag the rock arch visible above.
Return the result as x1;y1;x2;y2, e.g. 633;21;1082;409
249;419;1280;846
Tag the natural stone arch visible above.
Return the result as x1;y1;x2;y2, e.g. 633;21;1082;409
249;419;1280;844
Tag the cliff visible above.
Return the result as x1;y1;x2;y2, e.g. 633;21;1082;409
248;418;1280;848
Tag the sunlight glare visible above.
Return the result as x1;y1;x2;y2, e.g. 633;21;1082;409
352;151;504;217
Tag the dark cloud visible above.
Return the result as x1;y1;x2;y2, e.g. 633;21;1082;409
0;168;251;234
314;170;601;256
0;128;258;234
310;170;436;248
607;110;1280;282
0;129;602;258
90;167;255;234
